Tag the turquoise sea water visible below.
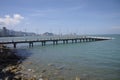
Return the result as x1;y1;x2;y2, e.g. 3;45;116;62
0;35;120;80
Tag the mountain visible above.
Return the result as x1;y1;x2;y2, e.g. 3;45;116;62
43;32;54;36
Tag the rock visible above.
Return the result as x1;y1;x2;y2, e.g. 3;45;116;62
33;75;37;78
30;77;36;80
11;68;18;73
44;78;49;80
39;78;44;80
54;70;59;75
39;75;43;78
41;69;46;73
19;64;25;70
10;66;16;69
26;61;33;64
48;63;54;66
67;68;72;70
14;75;21;80
28;69;32;72
54;72;59;75
57;66;64;70
4;76;13;80
28;69;35;72
82;73;88;77
76;76;80;80
5;77;9;80
58;77;64;80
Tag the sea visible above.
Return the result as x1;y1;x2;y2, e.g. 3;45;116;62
0;34;120;80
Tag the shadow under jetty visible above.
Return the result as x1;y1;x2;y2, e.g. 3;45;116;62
0;44;33;80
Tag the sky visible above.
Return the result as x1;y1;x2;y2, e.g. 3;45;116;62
0;0;120;34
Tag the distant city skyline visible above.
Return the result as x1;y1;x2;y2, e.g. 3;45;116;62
0;0;120;34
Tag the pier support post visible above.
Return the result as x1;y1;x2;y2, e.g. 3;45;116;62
86;38;88;42
72;40;74;43
81;39;83;42
42;41;44;46
42;41;46;46
83;39;85;42
88;38;91;42
56;41;58;45
53;41;55;45
53;41;58;45
79;39;81;42
66;40;68;44
90;38;92;42
92;38;95;41
63;40;65;44
13;43;17;48
75;39;77;43
29;42;33;48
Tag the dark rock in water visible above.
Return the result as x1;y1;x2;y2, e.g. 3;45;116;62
56;66;65;70
41;69;46;73
48;63;55;66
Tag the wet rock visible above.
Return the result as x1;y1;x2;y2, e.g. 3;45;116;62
33;75;37;78
57;66;64;70
26;61;33;65
11;68;18;73
76;76;80;80
19;64;25;70
67;68;72;70
28;69;32;72
4;76;13;80
54;72;59;75
39;77;49;80
39;74;43;78
30;77;37;80
48;63;54;66
28;69;35;72
4;77;9;80
14;75;21;80
44;78;49;80
82;73;88;77
54;70;59;75
57;77;64;80
41;69;46;73
39;78;44;80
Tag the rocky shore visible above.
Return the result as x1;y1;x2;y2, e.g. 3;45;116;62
0;44;38;80
0;44;81;80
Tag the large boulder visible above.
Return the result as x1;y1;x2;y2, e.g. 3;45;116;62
0;45;19;59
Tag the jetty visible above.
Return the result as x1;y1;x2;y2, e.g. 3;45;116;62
0;36;111;48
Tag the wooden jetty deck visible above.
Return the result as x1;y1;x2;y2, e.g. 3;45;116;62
0;36;111;48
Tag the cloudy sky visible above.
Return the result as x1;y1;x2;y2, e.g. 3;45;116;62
0;0;120;34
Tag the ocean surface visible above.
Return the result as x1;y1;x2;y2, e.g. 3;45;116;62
0;35;120;80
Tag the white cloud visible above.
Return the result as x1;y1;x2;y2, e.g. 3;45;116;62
0;14;24;26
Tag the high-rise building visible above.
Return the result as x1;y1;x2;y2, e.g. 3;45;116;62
2;27;8;37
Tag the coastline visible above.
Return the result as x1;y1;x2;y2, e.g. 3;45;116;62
0;45;81;80
0;44;37;80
